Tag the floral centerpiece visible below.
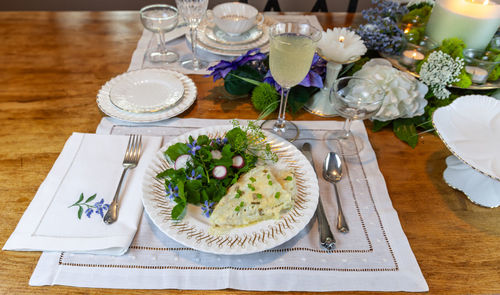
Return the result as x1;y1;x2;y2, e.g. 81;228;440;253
207;0;499;148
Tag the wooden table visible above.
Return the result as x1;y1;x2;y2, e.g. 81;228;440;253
0;11;498;295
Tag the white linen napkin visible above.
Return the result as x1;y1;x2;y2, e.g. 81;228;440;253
3;133;162;255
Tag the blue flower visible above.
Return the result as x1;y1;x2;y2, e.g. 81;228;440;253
201;200;215;218
263;53;326;92
85;207;94;218
166;183;179;200
94;198;110;218
187;140;201;156
216;137;228;145
187;169;202;180
207;48;267;81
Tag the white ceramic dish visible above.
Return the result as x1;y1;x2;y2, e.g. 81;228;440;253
109;70;184;113
433;95;500;181
205;23;263;45
212;2;261;35
142;125;319;255
444;155;500;208
96;69;197;123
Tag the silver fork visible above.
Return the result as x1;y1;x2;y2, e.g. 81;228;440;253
103;134;142;224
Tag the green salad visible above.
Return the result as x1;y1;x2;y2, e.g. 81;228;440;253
156;121;277;220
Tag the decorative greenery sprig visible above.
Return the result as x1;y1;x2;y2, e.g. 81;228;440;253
68;193;110;219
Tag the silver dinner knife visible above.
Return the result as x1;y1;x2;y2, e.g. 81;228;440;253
301;142;336;250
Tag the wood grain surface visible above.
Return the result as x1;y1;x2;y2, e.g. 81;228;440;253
0;11;498;295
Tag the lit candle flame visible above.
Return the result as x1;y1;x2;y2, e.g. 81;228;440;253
483;0;489;5
339;36;345;43
412;51;418;58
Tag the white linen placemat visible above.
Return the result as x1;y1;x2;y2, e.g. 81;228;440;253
3;133;162;255
128;14;323;75
30;118;428;292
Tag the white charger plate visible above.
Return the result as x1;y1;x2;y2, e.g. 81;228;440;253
141;125;319;255
433;95;500;207
109;70;184;113
97;69;197;123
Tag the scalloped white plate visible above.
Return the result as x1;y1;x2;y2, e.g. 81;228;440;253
141;125;319;255
96;69;197;123
433;95;500;181
444;156;500;208
109;70;184;113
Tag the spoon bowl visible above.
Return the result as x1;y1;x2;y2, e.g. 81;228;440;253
323;152;349;233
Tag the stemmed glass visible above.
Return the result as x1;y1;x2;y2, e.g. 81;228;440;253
175;0;209;70
261;22;322;141
326;76;386;156
140;4;179;63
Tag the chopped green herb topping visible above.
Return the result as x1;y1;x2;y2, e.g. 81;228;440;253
235;206;240;212
235;193;240;199
284;176;293;181
247;184;256;191
239;201;244;207
249;177;256;183
256;193;263;199
267;174;271;179
268;180;273;186
275;192;281;199
237;189;244;195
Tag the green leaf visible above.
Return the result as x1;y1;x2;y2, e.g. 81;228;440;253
177;180;186;202
224;66;262;95
171;203;186;220
372;120;392;132
69;193;85;207
165;143;190;162
287;86;317;113
77;206;83;219
196;135;210;146
185;180;202;204
85;194;96;203
229;73;262;87
393;118;418;148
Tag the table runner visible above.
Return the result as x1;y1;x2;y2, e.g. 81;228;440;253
128;14;323;75
30;118;428;292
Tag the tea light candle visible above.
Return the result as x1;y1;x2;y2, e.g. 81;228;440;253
425;0;500;51
465;65;489;83
401;49;425;66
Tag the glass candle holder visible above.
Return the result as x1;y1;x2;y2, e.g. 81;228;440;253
463;48;500;84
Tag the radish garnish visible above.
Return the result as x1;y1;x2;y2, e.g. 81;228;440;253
232;155;245;168
211;150;222;160
212;165;227;179
174;154;191;170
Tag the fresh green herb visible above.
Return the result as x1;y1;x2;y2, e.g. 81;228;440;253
235;192;240;199
267;174;271;179
157;121;277;220
268;181;273;186
249;177;256;183
247;183;256;191
275;192;281;199
235;206;241;212
256;193;263;199
284;176;293;181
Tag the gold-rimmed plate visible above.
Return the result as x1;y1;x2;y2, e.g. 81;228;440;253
141;125;319;255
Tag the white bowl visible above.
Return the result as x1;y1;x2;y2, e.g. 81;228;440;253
212;2;262;36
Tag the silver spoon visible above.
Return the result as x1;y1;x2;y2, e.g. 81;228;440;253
323;152;349;233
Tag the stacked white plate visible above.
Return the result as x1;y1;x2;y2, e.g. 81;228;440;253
187;12;274;57
433;95;500;208
97;69;197;123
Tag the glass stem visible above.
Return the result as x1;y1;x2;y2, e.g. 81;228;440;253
342;118;352;138
157;30;167;54
190;26;199;69
275;87;290;130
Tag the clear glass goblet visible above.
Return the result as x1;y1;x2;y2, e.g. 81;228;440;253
261;22;322;142
140;4;179;63
326;76;386;155
175;0;209;70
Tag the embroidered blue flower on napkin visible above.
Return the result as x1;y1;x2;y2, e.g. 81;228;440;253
68;193;110;219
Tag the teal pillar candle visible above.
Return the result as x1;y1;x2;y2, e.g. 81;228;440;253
425;0;500;51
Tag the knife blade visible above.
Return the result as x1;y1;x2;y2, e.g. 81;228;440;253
301;142;336;250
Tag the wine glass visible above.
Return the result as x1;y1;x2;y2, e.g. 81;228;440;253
175;0;209;70
261;22;322;142
325;76;386;156
140;4;179;63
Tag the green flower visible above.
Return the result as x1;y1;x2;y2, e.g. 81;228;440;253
251;83;279;112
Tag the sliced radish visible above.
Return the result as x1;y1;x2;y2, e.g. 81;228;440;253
174;154;191;170
211;150;222;160
212;165;227;179
232;155;245;169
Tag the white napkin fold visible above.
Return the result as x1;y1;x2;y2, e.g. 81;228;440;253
3;133;162;255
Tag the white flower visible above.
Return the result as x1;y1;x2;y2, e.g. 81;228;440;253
317;27;367;63
419;51;464;99
353;58;429;121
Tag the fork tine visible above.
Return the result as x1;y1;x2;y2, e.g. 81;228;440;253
135;135;142;164
124;135;133;163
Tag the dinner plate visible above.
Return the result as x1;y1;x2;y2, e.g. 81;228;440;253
444;155;500;208
206;23;263;45
109;70;184;113
96;69;197;123
142;125;319;255
433;95;500;181
381;54;500;90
